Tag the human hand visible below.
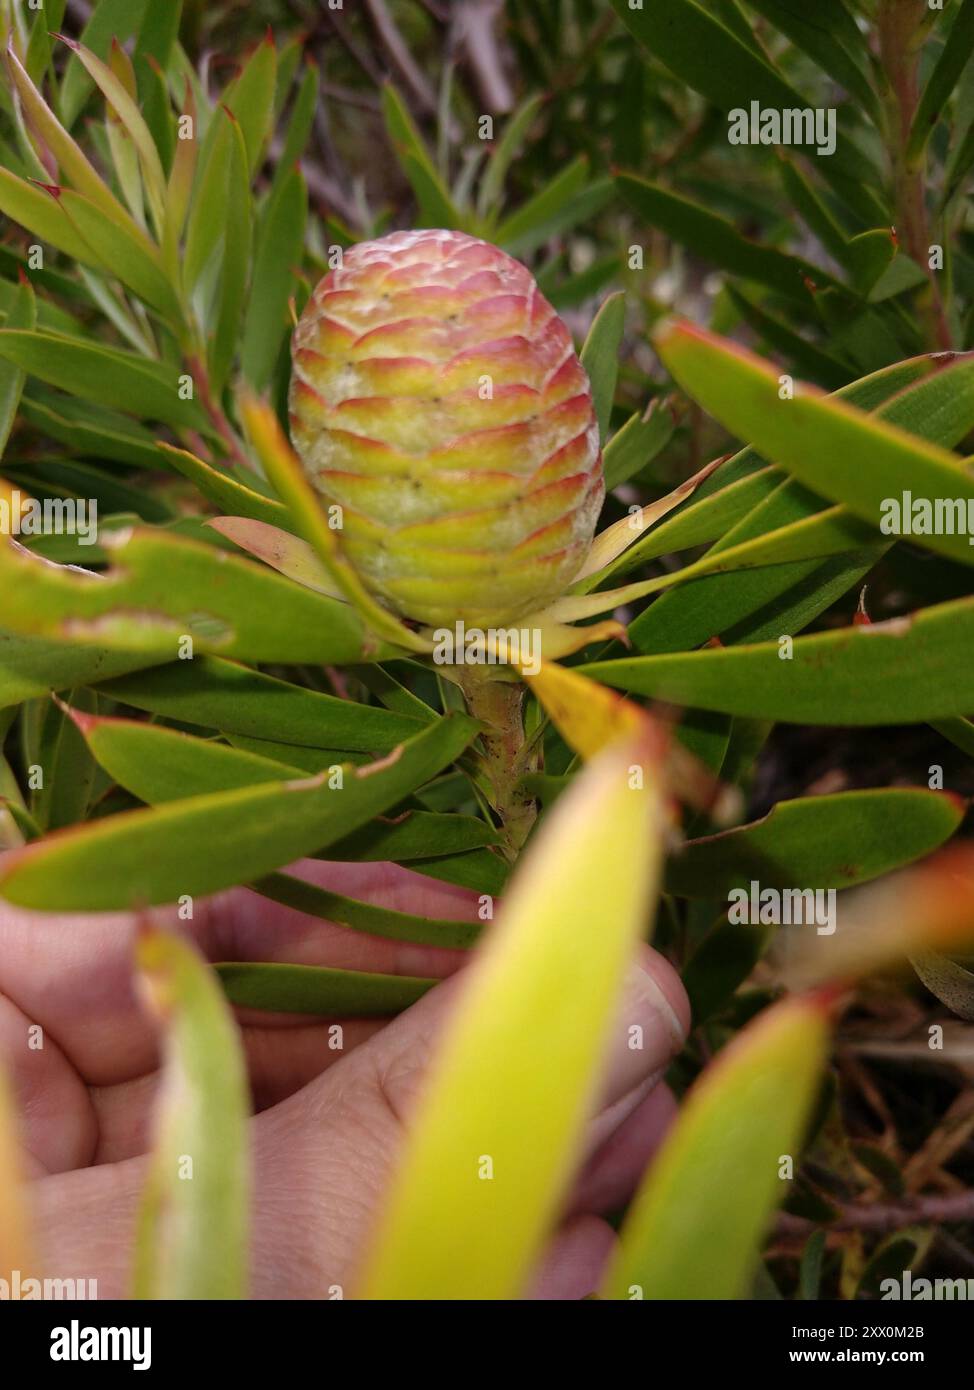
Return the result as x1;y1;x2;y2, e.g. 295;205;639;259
0;858;688;1299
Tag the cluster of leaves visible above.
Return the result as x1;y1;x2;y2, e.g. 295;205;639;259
0;0;973;1300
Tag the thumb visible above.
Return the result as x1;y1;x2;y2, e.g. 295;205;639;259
252;942;688;1297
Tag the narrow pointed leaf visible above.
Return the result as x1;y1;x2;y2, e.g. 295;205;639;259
240;167;306;391
207;517;340;596
133;927;249;1300
215;962;435;1016
618;175;839;304
96;656;423;753
0;275;34;458
54;34;168;231
0;330;205;429
0;629;157;707
653;321;974;567
0;714;479;910
907;0;974;163
603;993;831;1300
223;33;277;177
666;789;964;897
584;596;974;724
785;844;974;988
157;444;289;528
253;872;483;949
580;291;625;441
0;528;402;665
239;394;430;653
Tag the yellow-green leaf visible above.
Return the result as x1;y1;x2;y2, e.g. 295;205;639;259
357;728;667;1299
132;926;249;1299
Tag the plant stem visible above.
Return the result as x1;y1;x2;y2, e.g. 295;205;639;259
455;667;538;863
184;353;252;473
878;0;953;351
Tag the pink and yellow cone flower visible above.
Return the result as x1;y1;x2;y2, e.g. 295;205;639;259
288;229;604;629
230;230;720;667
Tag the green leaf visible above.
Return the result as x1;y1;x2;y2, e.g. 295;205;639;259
357;728;668;1299
599;468;780;585
33;691;97;831
0;275;35;458
628;350;974;652
602;398;679;493
666;789;964;897
943;98;974;205
0;330;205;430
603;993;831;1299
580;291;625;442
584;595;974;724
618;175;838;304
381;83;460;229
19;394;164;469
495;158;608;255
0;166;101;264
5;44;147;234
158;444;289;528
211;116;251;394
183;106;236;294
253;872;483;949
133;927;248;1300
224;33;277;177
907;0;974;164
132;0;182;169
60;0;148;127
0;629;157;708
609;0;870;200
931;715;974;757
66;706;304;802
215;961;435;1016
240;167;306;390
745;0;881;123
269;61;318;202
654;321;974;567
52;186;183;322
25;0;67;86
560;500;881;623
726;285;850;389
478;93;544;221
681;916;774;1024
0;527;402;666
0;714;479;910
54;34;168;233
323;810;500;866
92;658;430;755
610;0;804;116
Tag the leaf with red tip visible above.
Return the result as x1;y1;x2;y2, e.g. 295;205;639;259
784;842;974;990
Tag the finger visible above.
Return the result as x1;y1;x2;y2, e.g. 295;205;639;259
88;1018;388;1165
0;859;476;1087
525;1215;615;1300
0;993;95;1176
569;1083;678;1217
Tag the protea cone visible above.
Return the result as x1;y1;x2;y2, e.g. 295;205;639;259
288;229;603;629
